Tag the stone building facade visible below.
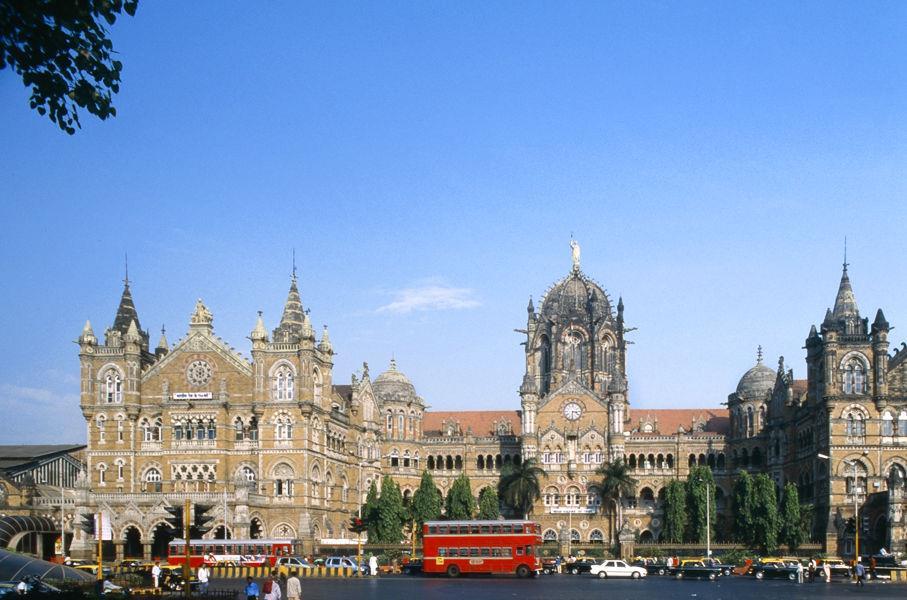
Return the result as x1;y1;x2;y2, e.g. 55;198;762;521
69;247;907;560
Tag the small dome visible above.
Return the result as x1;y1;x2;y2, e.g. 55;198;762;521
373;358;421;405
736;362;775;398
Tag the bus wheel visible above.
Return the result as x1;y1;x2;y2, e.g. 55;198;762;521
446;565;460;578
516;565;530;578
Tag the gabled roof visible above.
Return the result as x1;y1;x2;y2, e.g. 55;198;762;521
423;410;522;437
629;408;729;436
0;445;86;471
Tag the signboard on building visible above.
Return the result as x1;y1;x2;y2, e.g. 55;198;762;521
548;507;597;514
172;392;213;400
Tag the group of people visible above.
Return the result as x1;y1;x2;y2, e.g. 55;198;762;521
245;571;301;600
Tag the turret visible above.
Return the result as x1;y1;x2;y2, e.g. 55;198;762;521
155;325;169;357
79;320;97;347
318;325;333;354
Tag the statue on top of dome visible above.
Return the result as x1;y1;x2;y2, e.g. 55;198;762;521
570;238;581;272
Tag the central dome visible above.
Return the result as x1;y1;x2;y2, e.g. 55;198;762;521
539;270;612;322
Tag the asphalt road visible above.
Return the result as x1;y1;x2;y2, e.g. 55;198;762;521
210;574;905;600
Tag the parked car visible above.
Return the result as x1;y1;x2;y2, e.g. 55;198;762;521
540;558;558;574
819;559;852;579
324;556;368;574
633;558;670;576
275;556;315;574
74;564;114;578
753;561;799;581
565;559;597;575
590;559;647;579
675;560;723;581
401;559;423;575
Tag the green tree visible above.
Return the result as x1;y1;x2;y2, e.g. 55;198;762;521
661;479;687;543
410;471;442;533
779;482;804;551
732;470;755;546
363;480;380;542
445;473;476;520
375;475;406;543
498;458;545;518
751;474;779;553
799;502;816;544
596;459;637;542
477;486;500;520
1;0;138;134
685;466;716;543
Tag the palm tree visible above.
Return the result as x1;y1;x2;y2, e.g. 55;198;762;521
596;459;637;544
498;458;546;519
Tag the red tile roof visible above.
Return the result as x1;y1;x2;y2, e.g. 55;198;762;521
792;379;808;395
629;408;729;436
423;410;522;437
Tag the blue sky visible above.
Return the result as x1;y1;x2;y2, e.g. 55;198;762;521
1;2;905;443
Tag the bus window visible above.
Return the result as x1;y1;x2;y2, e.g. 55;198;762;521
502;525;512;534
469;548;479;557
491;525;501;534
492;548;501;557
503;547;512;557
439;548;447;557
459;547;468;557
448;548;457;557
525;546;533;555
514;524;523;533
516;547;524;556
459;525;469;534
470;525;479;534
215;545;224;554
429;526;437;534
480;525;490;534
439;525;448;534
480;548;490;557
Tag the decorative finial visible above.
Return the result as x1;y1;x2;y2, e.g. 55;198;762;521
843;236;848;272
756;345;763;364
292;248;297;281
124;252;130;287
161;324;166;336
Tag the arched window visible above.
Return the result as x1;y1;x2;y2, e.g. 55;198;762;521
116;416;124;442
539;336;551;395
273;464;295;498
397;414;405;440
565;486;581;506
845;412;866;438
96;415;107;443
589;529;604;544
272;364;295;401
274;414;293;441
104;370;122;403
888;465;906;491
234;418;245;441
563;331;585;371
843;359;866;394
97;463;107;486
543;486;560;507
746;406;755;437
543;529;558;542
144;468;162;492
241;466;256;482
899;411;907;437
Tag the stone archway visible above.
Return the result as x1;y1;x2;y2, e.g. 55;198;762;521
123;526;143;559
150;523;171;561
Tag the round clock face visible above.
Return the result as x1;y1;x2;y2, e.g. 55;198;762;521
186;360;213;386
563;402;582;421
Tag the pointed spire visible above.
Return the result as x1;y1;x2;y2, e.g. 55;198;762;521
617;296;624;314
823;307;834;327
250;311;269;342
873;308;890;332
527;296;534;313
113;279;142;336
832;263;860;319
808;324;819;339
318;325;333;353
156;324;169;352
301;310;314;340
273;276;305;342
79;320;97;345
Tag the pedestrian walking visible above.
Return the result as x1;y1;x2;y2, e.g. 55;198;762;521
796;561;804;583
244;576;259;600
823;561;831;582
808;559;816;583
369;555;378;576
264;575;281;600
286;570;301;600
197;564;209;595
854;561;865;587
151;562;162;589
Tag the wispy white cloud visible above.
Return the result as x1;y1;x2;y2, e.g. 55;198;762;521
0;384;78;407
377;280;480;314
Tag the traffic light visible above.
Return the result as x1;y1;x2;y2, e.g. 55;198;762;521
192;504;215;538
845;517;856;533
348;516;368;534
862;516;870;533
78;513;96;537
164;505;184;538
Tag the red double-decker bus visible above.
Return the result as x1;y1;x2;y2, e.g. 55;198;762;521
421;520;542;578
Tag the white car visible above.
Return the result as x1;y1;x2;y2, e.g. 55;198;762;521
590;559;647;579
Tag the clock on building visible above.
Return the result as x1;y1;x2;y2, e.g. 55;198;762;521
563;402;582;421
186;360;213;386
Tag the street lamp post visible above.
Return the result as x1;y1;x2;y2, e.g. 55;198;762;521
696;476;711;558
845;460;861;562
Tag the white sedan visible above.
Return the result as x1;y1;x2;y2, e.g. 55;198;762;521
590;559;647;579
